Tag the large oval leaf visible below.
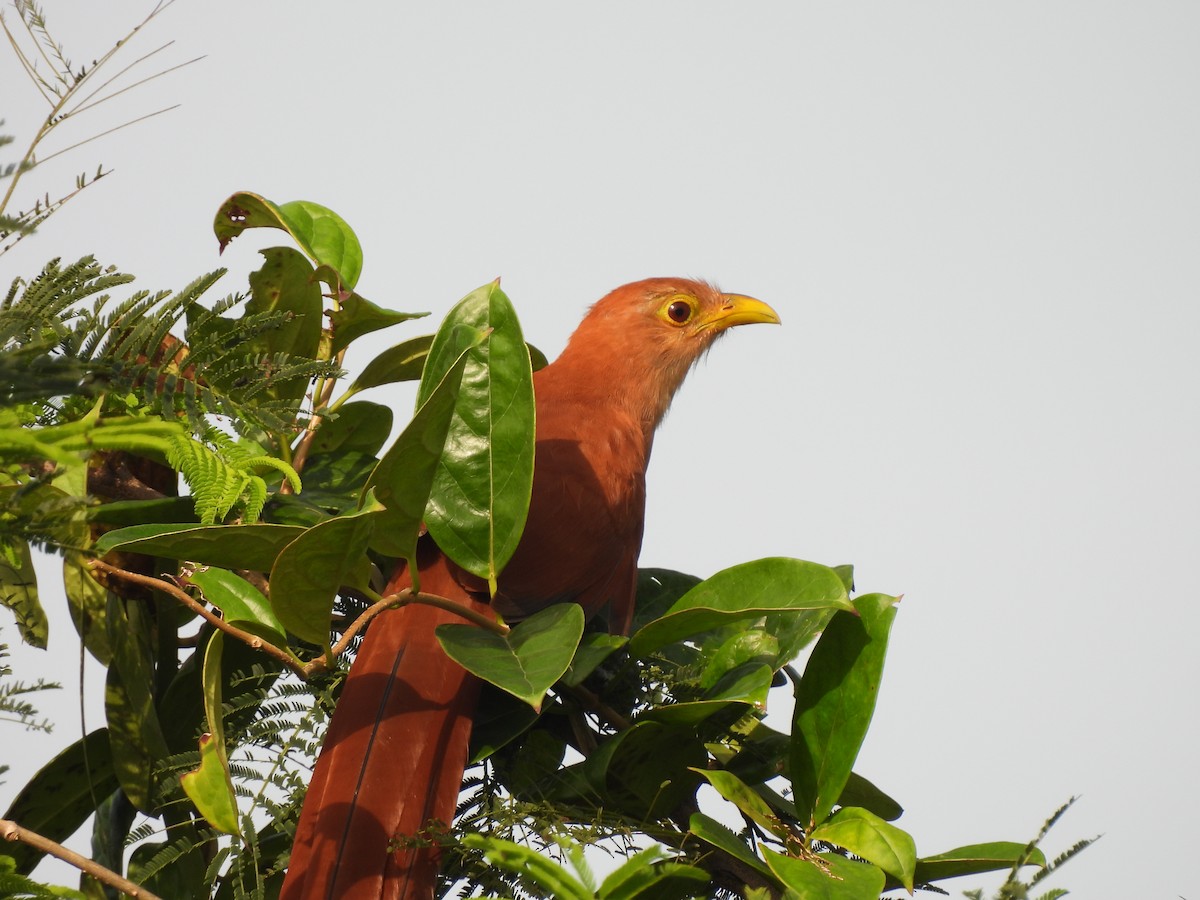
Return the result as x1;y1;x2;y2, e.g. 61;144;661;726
628;558;852;657
179;633;240;835
213;192;363;289
0;729;118;875
436;602;583;710
810;806;916;891
94;522;305;572
761;849;885;899
268;499;383;647
790;593;898;828
914;842;1047;884
363;335;484;562
186;567;288;650
348;334;435;393
420;282;535;592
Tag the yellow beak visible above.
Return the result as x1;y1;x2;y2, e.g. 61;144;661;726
703;294;782;330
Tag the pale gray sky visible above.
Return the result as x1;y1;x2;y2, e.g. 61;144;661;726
3;3;1198;897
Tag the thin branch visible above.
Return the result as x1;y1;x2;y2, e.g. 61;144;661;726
88;559;308;678
35;104;180;166
0;817;163;900
69;52;204;118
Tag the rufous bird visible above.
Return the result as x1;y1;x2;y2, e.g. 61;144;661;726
280;278;780;899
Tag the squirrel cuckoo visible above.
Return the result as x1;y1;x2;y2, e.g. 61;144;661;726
281;278;780;900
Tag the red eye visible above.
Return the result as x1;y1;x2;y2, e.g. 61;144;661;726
667;300;692;324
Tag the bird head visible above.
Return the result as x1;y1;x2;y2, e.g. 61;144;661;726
552;277;780;435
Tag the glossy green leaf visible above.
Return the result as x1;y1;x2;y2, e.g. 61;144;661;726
269;499;383;646
838;771;903;822
598;845;710;900
468;685;542;763
63;550;111;664
179;632;240;835
87;495;198;526
693;768;787;839
637;698;750;727
349;334;434;392
700;630;778;690
632;568;702;633
420;281;535;590
104;595;170;812
213;192;363;288
914;842;1046;884
363;338;482;561
246;247;323;362
761;849;885;900
0;539;45;648
583;721;704;820
327;289;427;354
560;632;628;687
94;522;305;572
790;593;898;828
186;567;288;650
308;401;393;457
0;729;118;875
437;603;583;710
180;733;240;836
686;813;776;882
810;806;916;891
629;558;852;657
459;834;591;900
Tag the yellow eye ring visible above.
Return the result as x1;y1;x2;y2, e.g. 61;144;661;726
663;298;694;325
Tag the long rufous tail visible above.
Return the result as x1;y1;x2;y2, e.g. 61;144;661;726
281;554;488;900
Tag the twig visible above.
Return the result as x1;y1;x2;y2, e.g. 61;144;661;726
87;558;308;678
0;818;163;900
86;559;507;681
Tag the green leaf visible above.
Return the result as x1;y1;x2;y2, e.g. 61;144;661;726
560;632;628;687
104;595;170;812
268;499;383;646
761;849;885;900
308;401;394;457
180;633;240;835
437;603;583;709
363;337;483;561
0;730;118;875
700;630;778;690
686;813;776;882
327;290;427;354
214;192;363;289
790;593;898;828
63;550;111;664
246;247;323;362
693;768;788;839
87;496;198;526
583;721;704;820
632;568;702;632
459;833;591;900
914;842;1047;884
185;567;288;650
94;522;305;572
838;771;903;822
637;698;750;727
348;334;434;393
467;685;541;763
810;806;916;891
420;281;535;590
0;540;45;648
628;558;852;657
598;846;709;900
